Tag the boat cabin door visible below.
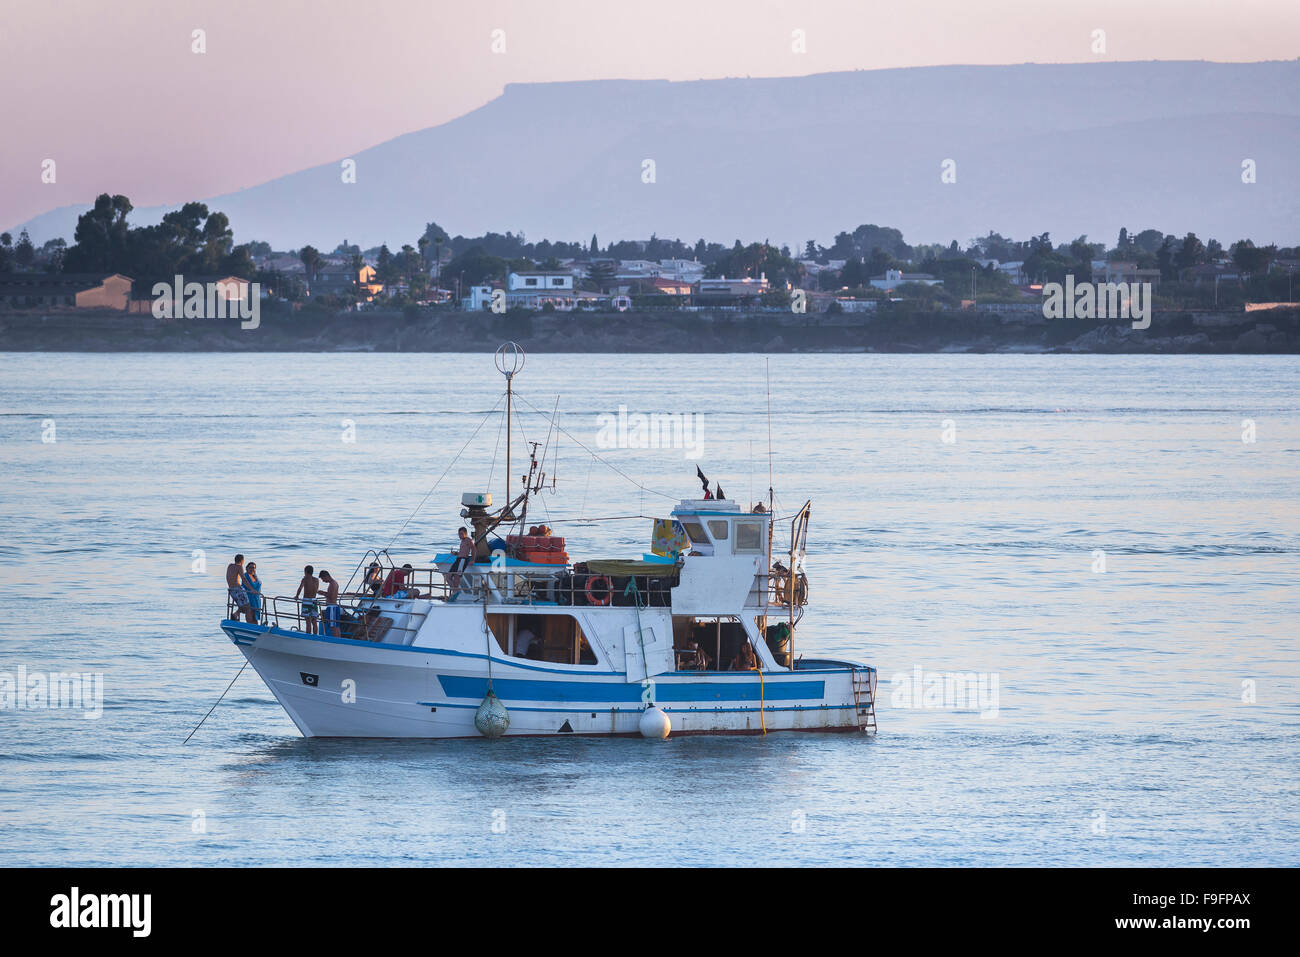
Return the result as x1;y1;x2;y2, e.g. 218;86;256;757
623;620;673;683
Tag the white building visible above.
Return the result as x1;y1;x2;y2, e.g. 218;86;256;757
463;285;496;310
657;259;706;282
869;269;943;291
696;275;770;299
996;261;1027;284
508;271;574;292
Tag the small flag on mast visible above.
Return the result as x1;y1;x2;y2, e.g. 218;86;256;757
697;466;712;499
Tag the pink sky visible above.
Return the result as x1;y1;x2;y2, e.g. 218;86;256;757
2;0;1297;232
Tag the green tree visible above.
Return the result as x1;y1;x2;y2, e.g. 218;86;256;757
42;237;67;273
376;244;394;282
299;245;323;289
585;259;616;291
1176;232;1205;272
446;246;508;287
1231;240;1275;279
64;194;133;272
1156;236;1177;280
14;229;35;268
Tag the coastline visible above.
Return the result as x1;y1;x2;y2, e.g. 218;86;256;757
1;305;1297;353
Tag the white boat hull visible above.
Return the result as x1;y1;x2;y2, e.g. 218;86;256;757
221;621;873;739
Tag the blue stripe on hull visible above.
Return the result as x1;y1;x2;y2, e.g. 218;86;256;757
434;674;825;704
420;700;851;714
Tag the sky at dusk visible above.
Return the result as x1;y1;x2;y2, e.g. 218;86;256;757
2;0;1298;233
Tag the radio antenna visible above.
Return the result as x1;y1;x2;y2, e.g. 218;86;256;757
765;357;774;513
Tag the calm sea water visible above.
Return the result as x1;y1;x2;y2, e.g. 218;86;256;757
0;352;1296;866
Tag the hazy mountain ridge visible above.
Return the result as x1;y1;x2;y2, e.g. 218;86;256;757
10;60;1299;250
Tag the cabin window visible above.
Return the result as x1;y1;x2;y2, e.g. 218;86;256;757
525;277;538;286
671;616;754;672
707;520;729;540
734;520;763;552
485;612;598;666
551;277;564;286
681;520;709;545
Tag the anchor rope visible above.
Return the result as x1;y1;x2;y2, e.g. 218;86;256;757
183;658;249;744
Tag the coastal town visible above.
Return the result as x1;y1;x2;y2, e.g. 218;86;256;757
0;196;1296;352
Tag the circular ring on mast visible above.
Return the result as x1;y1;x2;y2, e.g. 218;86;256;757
495;341;526;379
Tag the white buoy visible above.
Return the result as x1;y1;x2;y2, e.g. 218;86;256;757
639;705;671;739
475;690;510;737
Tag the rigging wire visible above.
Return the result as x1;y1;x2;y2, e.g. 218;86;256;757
579;453;596;522
513;391;678;503
384;394;506;551
486;396;506;491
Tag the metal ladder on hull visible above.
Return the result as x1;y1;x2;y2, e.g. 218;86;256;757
851;666;878;732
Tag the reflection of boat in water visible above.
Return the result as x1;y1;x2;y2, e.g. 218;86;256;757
220;345;877;739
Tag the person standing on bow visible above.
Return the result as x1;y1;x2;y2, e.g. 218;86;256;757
241;560;264;625
319;570;341;637
295;565;321;635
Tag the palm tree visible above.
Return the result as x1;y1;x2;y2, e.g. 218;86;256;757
299;245;322;293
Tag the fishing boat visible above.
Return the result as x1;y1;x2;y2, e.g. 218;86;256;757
219;344;877;739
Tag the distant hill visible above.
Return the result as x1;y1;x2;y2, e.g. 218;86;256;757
9;60;1300;250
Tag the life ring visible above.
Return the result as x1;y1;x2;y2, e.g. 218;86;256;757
585;574;613;606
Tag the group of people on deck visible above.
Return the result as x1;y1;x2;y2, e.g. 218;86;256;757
223;555;343;637
224;538;469;637
678;638;758;672
293;565;341;636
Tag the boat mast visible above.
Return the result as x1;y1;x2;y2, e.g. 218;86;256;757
496;342;526;520
765;359;775;655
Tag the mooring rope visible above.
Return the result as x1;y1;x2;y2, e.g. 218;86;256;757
183;658;250;744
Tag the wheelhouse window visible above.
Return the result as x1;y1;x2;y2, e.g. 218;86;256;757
485;612;597;666
681;519;712;554
734;520;763;552
671;615;755;672
707;520;729;540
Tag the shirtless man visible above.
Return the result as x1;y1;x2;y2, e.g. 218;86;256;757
225;554;256;624
319;570;341;637
295;565;321;634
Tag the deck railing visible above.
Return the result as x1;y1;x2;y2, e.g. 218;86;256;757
225;557;680;628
